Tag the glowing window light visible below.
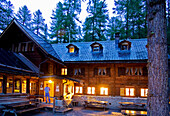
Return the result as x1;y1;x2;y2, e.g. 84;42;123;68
79;87;82;93
100;87;108;95
126;88;129;96
130;88;134;96
92;87;95;94
141;88;148;97
69;46;74;53
87;87;91;94
61;68;67;75
75;87;79;93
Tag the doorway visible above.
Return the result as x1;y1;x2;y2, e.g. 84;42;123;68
44;80;54;103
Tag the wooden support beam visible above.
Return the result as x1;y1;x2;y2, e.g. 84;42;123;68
3;75;7;94
26;78;30;94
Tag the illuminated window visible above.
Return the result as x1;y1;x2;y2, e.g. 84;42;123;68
69;46;74;53
14;79;20;93
61;68;67;75
125;88;135;96
141;88;148;97
98;68;106;75
87;87;95;94
100;87;108;95
75;86;82;94
7;77;13;93
0;77;3;93
74;68;81;75
30;82;36;95
22;80;26;93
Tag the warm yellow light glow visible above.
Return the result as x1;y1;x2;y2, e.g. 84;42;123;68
141;88;148;97
140;111;147;115
125;88;134;96
49;80;52;83
100;87;108;95
7;83;9;88
69;47;74;53
87;87;95;94
61;68;67;75
75;87;79;93
75;86;82;94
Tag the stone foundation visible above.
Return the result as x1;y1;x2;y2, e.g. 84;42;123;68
72;95;147;109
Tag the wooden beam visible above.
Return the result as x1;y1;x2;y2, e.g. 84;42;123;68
26;78;30;94
3;75;7;94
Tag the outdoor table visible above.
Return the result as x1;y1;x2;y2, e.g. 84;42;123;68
119;102;146;110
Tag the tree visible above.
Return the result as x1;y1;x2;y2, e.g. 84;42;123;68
114;0;147;39
50;0;81;43
32;9;46;38
16;5;32;28
83;0;109;41
147;0;169;115
0;0;14;32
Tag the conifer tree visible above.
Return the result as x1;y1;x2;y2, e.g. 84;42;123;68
16;5;32;28
83;0;109;41
32;9;46;38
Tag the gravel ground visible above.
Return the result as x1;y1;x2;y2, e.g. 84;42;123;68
18;107;123;116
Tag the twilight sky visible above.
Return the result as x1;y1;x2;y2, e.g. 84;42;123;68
11;0;115;26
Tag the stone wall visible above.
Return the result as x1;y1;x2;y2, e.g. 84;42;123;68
72;95;147;109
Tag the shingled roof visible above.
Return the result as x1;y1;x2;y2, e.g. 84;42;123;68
0;48;38;75
13;20;62;61
52;39;148;62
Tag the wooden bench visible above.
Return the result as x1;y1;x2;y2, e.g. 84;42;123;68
119;102;147;110
1;95;44;116
83;100;108;111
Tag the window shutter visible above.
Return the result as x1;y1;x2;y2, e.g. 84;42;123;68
94;68;98;76
81;68;85;76
118;67;126;76
106;68;111;77
143;67;148;76
68;68;73;76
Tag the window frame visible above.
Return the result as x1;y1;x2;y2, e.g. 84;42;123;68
140;88;148;97
120;88;135;97
69;46;75;53
75;86;83;94
87;87;95;95
100;87;108;95
98;67;106;76
74;68;81;75
61;68;67;75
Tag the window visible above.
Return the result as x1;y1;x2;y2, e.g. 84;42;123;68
120;88;135;96
69;46;74;53
141;88;148;97
93;44;100;52
98;68;106;75
30;82;36;95
61;68;67;75
7;77;13;93
126;88;135;96
14;79;20;93
100;87;108;95
22;80;26;93
121;45;128;50
135;67;142;75
87;87;95;94
0;77;3;93
74;68;81;75
75;86;82;94
126;67;133;75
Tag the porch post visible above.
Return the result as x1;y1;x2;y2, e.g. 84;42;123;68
3;75;7;94
26;78;30;94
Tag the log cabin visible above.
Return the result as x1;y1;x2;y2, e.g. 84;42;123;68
0;19;169;101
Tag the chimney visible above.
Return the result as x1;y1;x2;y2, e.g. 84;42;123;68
115;32;120;48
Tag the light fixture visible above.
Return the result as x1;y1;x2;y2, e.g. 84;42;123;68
49;80;52;83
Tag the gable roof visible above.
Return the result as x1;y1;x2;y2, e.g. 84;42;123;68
52;39;148;62
0;19;62;62
0;48;38;75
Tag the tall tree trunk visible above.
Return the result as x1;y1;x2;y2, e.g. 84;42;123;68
147;0;169;116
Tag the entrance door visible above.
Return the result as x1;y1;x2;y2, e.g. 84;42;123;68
44;81;54;103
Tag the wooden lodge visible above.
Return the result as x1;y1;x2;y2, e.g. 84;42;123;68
0;19;169;100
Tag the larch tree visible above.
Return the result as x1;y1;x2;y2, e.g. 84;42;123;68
32;9;46;38
16;5;32;28
147;0;169;115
